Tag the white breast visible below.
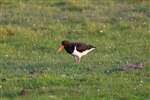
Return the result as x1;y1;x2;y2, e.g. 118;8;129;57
72;46;95;58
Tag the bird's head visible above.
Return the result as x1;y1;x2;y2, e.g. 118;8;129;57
57;40;69;52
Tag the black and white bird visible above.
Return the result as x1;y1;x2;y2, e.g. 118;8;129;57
57;40;96;64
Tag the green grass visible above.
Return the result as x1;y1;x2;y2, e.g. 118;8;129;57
0;0;150;100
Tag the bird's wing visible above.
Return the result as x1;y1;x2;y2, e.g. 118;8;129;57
75;43;95;52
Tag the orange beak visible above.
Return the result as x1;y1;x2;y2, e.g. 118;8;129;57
57;45;64;53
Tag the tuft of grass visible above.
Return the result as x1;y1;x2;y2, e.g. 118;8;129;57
0;26;16;37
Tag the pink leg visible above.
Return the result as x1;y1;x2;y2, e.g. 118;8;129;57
77;57;80;64
74;56;80;64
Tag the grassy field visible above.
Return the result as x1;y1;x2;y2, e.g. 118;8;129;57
0;0;150;100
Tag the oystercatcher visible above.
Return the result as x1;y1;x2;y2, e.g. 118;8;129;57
57;40;96;64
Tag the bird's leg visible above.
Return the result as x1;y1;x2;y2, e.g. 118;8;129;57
74;56;80;64
74;56;78;63
78;57;81;64
76;56;80;64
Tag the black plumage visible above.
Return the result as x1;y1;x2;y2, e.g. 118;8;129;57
62;40;95;54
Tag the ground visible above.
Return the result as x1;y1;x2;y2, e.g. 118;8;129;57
0;0;150;100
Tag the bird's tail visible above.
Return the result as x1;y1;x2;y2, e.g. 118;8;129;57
89;45;96;49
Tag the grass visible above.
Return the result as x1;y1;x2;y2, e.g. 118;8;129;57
0;0;150;100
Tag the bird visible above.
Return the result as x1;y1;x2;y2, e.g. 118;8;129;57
57;40;96;64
